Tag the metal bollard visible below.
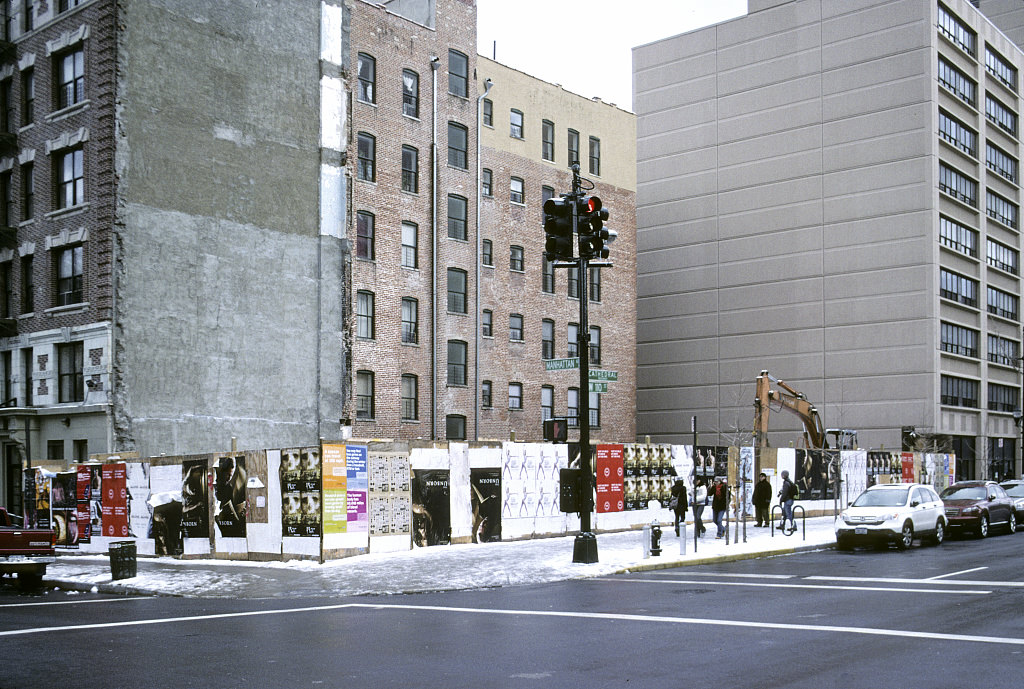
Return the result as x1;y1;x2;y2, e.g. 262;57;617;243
642;524;651;558
679;523;687;555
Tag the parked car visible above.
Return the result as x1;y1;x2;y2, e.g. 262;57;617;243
940;481;1016;538
836;483;946;550
998;480;1024;521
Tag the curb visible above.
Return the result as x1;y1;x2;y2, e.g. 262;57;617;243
614;541;835;574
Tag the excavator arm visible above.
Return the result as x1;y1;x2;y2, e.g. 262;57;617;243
754;370;827;449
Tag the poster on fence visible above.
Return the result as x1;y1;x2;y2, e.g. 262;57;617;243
180;459;209;539
470;468;502;542
102;463;130;538
412;469;451;546
595;444;624;514
321;443;370;550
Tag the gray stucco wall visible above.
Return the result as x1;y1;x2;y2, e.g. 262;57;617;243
114;0;341;456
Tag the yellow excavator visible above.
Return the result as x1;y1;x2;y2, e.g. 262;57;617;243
753;370;856;450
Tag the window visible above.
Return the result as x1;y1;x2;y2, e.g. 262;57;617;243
989;137;1020;182
938;57;976;106
568;322;579;358
939;268;977;307
542;120;554;161
482;309;492;337
402;145;419;193
481;168;492;196
55;147;84;209
482;98;493;127
568;388;579;426
589;267;601;302
448;268;467;313
401;297;418;344
357;53;375;103
510;109;523;139
20;254;32;313
508;382;523;410
59;0;85;12
567;129;579;166
357;132;375;181
57;341;83;403
939;216;977;258
590;326;601;364
542;256;555;293
938;163;976;207
482;239;493;266
401;222;418;268
940;321;978;358
447;194;467;240
448;122;468;169
938;110;976;156
56;47;84;109
988;334;1020;366
22;0;34;32
401;374;418;421
985;94;1017;136
589;136;601;176
542;319;554;359
55;245;82;306
20;68;33;126
47;440;63;461
356;370;374;419
510;245;524;271
0;79;12;134
446;414;466;440
510;313;523;341
402;69;419;117
988;383;1019;412
481;380;492;408
0;171;11;227
987;191;1018;229
0;262;11;318
938;5;976;56
589;391;601;427
568;265;579;299
356;291;375;339
987;286;1018;320
510;177;524;204
20;162;32;221
447;340;467;386
941;374;978;408
356;211;374;260
22;348;32;407
541;386;554;421
541;185;555;203
448;50;468;98
1;351;9;406
986;46;1017;92
987;238;1018;275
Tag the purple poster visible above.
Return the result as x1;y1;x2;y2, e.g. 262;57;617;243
346;445;368;534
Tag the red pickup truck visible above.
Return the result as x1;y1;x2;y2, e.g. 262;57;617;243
0;507;56;589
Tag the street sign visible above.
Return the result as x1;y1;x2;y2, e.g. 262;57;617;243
588;369;618;381
544;357;580;371
589;382;607;393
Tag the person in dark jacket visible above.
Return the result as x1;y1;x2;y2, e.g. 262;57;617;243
778;469;798;529
670;478;689;536
752;472;772;527
711;477;729;539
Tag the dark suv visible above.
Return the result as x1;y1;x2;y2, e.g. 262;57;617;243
940;481;1016;538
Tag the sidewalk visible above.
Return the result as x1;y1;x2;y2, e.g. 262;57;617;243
41;517;839;599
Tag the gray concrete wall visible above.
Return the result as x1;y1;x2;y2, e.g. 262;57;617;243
114;0;342;456
634;0;937;449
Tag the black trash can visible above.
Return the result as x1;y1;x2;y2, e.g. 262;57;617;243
108;541;137;580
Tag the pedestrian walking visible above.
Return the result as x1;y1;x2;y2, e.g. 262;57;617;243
670;478;689;536
711;477;729;539
752;472;772;527
778;469;798;530
692;477;707;537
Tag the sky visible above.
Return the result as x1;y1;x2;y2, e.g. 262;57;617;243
476;0;748;112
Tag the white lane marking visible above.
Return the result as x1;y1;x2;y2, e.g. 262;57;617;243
0;597;153;609
648;572;796;579
3;601;1022;648
927;566;989;580
609;577;989;595
805;576;1024;588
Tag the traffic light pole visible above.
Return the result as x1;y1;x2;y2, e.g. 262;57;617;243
571;165;598;564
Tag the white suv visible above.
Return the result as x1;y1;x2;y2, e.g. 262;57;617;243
835;483;946;550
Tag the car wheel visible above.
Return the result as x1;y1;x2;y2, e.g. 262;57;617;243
836;536;853;551
897;521;913;550
978;514;989;538
1008;512;1017;535
928;519;945;546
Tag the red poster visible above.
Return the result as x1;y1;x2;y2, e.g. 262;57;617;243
901;453;915;483
595;444;624;513
102;463;130;538
76;466;92;543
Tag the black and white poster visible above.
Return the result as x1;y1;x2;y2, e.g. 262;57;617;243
795;449;837;501
470;468;501;543
214;455;247;538
181;459;209;538
412;469;450;546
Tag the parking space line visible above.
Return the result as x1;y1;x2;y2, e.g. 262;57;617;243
0;597;152;609
608;577;989;595
927;566;988;580
805;575;1024;588
648;572;796;579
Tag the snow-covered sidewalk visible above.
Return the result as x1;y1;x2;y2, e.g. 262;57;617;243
42;517;839;599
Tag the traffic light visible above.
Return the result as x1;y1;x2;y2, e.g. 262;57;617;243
544;417;568;442
543;196;574;261
577;196;614;259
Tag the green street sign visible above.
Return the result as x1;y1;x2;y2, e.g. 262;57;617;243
544;357;580;371
589;382;608;393
588;369;618;381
